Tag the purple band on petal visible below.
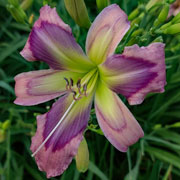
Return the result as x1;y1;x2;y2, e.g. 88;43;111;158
14;69;67;106
29;23;65;70
43;94;92;151
20;5;71;62
21;6;93;72
103;54;158;98
14;69;84;106
123;43;166;105
101;43;166;105
31;93;93;177
95;83;144;152
29;22;89;70
34;5;71;32
31;114;83;178
96;105;144;152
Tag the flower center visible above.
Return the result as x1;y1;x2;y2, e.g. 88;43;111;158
64;68;99;101
64;77;87;101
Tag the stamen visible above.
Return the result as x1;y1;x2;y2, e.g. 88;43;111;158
69;78;73;90
72;90;81;101
78;88;83;95
72;90;76;97
31;99;76;157
64;77;69;90
77;79;81;89
77;78;83;95
64;77;88;101
83;84;87;96
70;78;74;87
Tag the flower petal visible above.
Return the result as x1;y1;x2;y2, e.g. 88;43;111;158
95;82;144;152
86;4;130;65
100;43;166;105
14;69;84;106
21;5;94;72
31;93;93;178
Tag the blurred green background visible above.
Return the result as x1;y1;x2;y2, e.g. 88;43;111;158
0;0;180;179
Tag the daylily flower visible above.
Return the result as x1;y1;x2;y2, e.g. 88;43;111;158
14;4;166;178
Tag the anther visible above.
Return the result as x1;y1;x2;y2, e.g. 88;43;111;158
72;90;76;96
77;79;81;89
64;78;88;101
70;78;73;86
83;84;87;96
76;78;83;95
64;77;69;90
72;90;81;101
72;90;77;100
69;78;74;90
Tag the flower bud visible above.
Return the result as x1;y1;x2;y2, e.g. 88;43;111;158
128;8;139;21
131;29;143;37
146;0;163;10
2;120;11;130
152;36;163;42
28;14;34;27
131;16;141;27
7;4;27;23
127;37;137;46
64;0;91;28
163;23;180;34
154;3;169;26
75;137;89;173
0;129;6;143
128;5;145;21
96;0;110;11
160;21;172;30
166;122;180;128
20;0;33;10
153;124;162;129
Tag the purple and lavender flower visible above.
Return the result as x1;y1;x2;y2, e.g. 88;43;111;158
14;4;166;178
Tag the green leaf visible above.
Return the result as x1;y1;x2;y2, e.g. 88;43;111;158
0;81;14;95
148;91;180;120
149;161;162;180
0;37;26;63
162;165;172;180
145;146;180;169
89;161;108;180
144;136;180;151
154;129;180;145
124;151;142;180
170;71;180;83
